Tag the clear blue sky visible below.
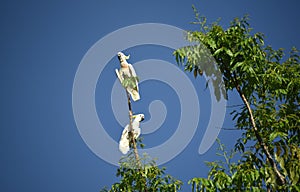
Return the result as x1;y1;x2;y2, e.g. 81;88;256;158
1;0;299;191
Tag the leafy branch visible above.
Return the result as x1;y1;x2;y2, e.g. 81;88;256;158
174;6;299;191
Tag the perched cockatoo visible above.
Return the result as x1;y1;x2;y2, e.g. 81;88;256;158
119;114;145;154
115;52;140;101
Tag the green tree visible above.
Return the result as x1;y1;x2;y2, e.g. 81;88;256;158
174;6;300;191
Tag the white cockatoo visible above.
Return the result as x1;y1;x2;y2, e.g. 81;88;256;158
119;114;145;154
115;52;140;101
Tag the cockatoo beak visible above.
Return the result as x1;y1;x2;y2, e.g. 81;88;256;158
117;53;122;61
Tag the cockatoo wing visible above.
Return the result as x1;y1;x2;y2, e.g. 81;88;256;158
118;119;142;154
122;122;140;139
115;69;123;83
119;139;129;154
133;127;141;138
132;117;141;138
128;64;137;77
128;90;140;101
119;125;130;154
121;124;130;135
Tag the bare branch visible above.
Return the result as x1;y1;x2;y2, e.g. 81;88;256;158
126;90;141;167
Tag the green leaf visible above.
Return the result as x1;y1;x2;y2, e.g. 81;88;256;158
231;61;244;71
213;47;224;56
226;49;233;57
269;132;288;142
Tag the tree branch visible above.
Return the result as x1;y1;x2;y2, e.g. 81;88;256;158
235;84;286;185
126;91;148;192
126;90;141;167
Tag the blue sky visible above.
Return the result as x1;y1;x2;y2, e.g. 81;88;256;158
1;0;299;191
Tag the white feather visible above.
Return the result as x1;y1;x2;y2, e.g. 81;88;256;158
118;114;144;154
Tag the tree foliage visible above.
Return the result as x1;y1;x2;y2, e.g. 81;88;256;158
174;6;300;191
101;152;182;192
